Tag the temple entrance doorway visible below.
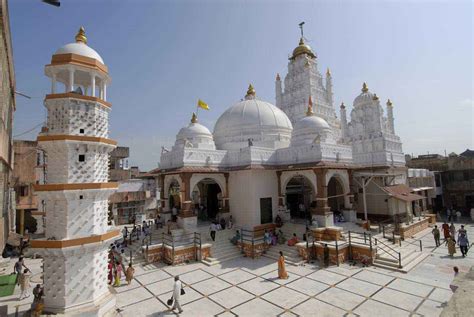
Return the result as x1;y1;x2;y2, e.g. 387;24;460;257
285;176;313;221
328;177;345;213
168;180;181;210
192;178;223;222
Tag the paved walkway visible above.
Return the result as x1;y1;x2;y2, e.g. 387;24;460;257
1;221;473;316
114;222;474;317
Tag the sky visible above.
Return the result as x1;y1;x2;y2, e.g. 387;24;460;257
9;0;473;170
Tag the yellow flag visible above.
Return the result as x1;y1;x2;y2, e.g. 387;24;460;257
198;99;210;110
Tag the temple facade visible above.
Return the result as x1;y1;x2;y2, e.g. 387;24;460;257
158;31;408;230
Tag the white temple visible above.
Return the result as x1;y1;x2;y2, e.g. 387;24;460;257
31;27;119;315
159;29;406;229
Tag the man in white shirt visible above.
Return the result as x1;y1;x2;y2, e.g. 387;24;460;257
171;276;183;313
210;222;217;241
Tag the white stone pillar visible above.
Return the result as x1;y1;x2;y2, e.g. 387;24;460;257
51;73;56;94
103;83;107;101
68;69;74;92
91;74;96;97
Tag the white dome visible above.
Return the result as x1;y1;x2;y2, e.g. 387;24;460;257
353;83;376;107
175;121;216;150
290;114;332;146
55;42;104;64
213;92;293;150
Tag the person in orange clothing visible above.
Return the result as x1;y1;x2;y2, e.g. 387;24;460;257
287;233;299;246
442;222;450;243
278;251;288;279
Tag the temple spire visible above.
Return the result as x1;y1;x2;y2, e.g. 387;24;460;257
245;84;256;99
191;112;198;123
362;82;368;93
75;26;87;44
306;96;314;116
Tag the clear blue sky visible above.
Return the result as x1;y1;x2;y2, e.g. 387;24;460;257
9;0;473;170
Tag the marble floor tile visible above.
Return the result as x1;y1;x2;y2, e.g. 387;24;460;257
237;277;280;296
209;286;255;308
285;277;329;296
116;286;153;308
120;297;168;317
231;298;284;316
336;277;382;297
219;269;257;285
387;278;434;297
179;269;214;285
135;269;172;285
372;288;424;312
306;269;347;286
352;269;395;286
180;297;225;316
261;287;309;309
415;299;445;317
292;298;347;317
191;277;233;296
316;287;365;311
353;299;410;317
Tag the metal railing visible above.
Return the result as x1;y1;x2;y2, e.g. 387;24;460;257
161;232;202;265
237;227;265;259
374;237;402;268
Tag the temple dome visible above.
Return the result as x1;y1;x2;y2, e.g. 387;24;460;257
353;82;376;107
175;113;215;150
54;27;104;64
213;85;293;150
291;111;332;147
290;37;316;60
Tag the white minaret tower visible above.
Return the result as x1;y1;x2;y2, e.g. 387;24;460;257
275;73;282;107
326;68;333;108
31;27;119;316
386;99;395;134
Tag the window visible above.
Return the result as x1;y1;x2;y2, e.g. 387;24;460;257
19;185;29;197
79;129;84;134
435;174;441;187
78;154;85;162
79;195;84;200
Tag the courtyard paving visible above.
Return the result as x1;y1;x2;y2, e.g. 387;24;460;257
1;221;473;316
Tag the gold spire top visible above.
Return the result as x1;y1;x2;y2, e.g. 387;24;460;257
372;94;379;101
75;26;87;44
306;96;314;116
326;68;331;76
246;84;256;97
191;112;198;123
340;102;345;109
386;99;393;107
276;73;281;81
362;82;368;93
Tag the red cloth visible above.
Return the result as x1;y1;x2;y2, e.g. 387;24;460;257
442;224;450;238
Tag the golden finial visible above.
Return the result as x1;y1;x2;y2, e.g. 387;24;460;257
276;73;281;81
372;94;379;101
326;68;331;76
246;84;256;97
306;96;314;116
75;26;87;44
362;82;368;93
386;99;393;107
340;102;345;109
298;37;305;45
191;112;198;123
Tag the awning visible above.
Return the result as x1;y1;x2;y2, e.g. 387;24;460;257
384;184;426;202
411;187;434;192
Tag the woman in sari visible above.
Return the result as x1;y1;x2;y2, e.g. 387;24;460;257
278;251;288;279
447;237;456;257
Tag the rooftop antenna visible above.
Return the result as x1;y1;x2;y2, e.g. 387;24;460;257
299;21;305;38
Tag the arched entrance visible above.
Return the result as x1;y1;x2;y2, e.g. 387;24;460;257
168;180;181;210
285;176;313;221
192;178;223;222
328;177;345;212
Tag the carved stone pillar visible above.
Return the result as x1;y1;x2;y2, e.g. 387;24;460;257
159;174;165;210
277;171;284;206
179;173;193;217
314;168;330;215
223;173;230;212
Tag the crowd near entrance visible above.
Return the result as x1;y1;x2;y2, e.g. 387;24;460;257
192;178;223;222
285;176;313;221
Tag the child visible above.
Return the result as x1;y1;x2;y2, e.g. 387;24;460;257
125;263;135;285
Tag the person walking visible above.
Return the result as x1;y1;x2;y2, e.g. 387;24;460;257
446;208;452;222
447;236;456;257
450;223;456;242
14;257;29;285
209;222;217;241
170;276;183;314
455;210;462;222
442;222;450;243
278;251;288;279
432;225;441;247
458;233;469;257
113;261;122;287
18;269;31;300
458;225;467;236
125;263;135;285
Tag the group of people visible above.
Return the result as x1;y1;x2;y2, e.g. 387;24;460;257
13;257;44;316
432;223;470;257
263;229;287;246
209;215;234;241
108;243;135;287
445;208;463;223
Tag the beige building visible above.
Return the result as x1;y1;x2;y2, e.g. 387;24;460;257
0;0;16;251
11;140;46;235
